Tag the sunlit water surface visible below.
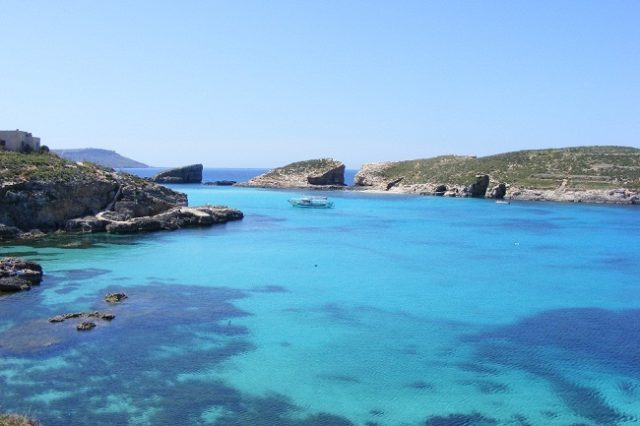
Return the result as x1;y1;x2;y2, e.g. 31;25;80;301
1;184;639;425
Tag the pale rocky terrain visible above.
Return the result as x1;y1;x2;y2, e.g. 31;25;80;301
241;158;345;188
353;147;640;204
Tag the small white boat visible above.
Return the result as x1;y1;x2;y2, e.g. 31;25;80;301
288;196;334;208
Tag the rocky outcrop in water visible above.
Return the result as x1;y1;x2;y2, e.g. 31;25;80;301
76;322;96;331
0;152;243;240
462;174;490;198
100;205;243;234
105;292;128;303
152;164;203;184
242;159;345;188
49;311;115;323
0;258;43;292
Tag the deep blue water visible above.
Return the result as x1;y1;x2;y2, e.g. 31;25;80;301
1;183;639;425
121;167;359;185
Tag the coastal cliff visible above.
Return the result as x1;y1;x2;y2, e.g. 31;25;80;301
152;164;203;184
241;158;345;188
0;152;241;240
354;146;640;204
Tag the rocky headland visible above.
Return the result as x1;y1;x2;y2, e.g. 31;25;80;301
0;152;241;240
152;164;203;184
52;148;148;168
353;146;640;204
240;158;345;188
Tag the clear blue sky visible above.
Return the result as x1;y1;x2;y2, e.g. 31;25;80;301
2;1;639;168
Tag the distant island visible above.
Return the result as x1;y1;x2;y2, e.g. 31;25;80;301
242;146;640;204
52;148;148;168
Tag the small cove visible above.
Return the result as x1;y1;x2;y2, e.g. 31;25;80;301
1;181;639;425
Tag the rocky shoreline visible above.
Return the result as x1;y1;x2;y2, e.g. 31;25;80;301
239;148;640;205
0;153;243;241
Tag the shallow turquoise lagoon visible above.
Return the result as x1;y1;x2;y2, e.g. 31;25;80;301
1;186;639;425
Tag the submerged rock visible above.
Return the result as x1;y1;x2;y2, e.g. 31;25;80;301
105;292;128;303
0;258;43;292
76;321;96;331
49;311;115;323
0;413;40;426
152;164;203;184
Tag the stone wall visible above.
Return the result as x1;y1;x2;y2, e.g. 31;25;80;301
0;131;41;152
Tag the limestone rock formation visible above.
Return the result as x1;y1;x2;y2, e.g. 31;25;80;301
352;147;640;204
353;162;397;189
242;159;345;188
0;258;43;292
0;152;243;239
0;166;185;233
102;206;243;234
489;183;508;199
433;185;447;196
152;164;203;184
462;175;490;198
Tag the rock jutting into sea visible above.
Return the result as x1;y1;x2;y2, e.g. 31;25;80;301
204;180;237;186
0;152;242;240
352;146;640;204
0;258;43;292
152;164;203;184
240;158;345;188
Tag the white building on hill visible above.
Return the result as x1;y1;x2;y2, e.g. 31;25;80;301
0;130;41;152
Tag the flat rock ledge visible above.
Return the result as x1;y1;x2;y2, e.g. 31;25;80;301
0;258;43;293
49;311;115;323
66;205;243;235
373;183;639;204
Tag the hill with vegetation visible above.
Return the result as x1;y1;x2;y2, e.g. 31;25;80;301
243;158;345;188
354;146;640;203
0;151;241;240
52;148;148;168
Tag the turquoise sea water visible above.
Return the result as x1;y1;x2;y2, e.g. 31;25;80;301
119;167;359;185
1;184;639;425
